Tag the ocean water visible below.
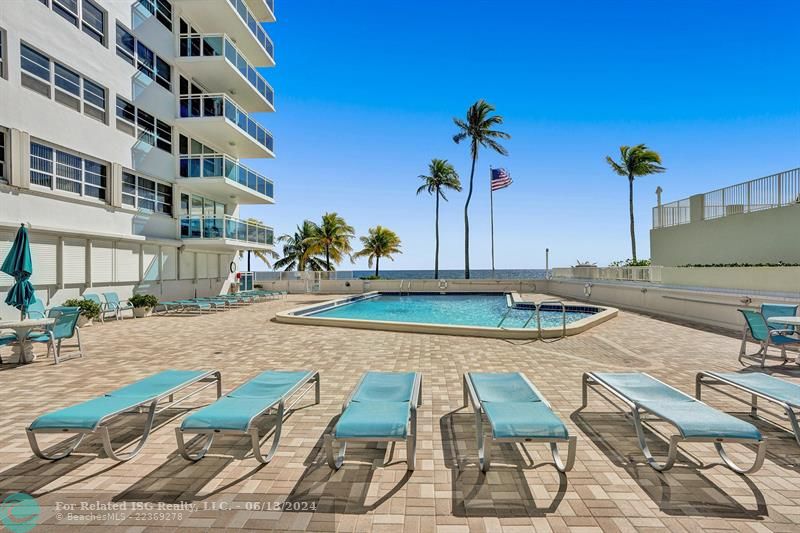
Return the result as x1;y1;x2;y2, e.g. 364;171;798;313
309;293;591;329
351;269;547;280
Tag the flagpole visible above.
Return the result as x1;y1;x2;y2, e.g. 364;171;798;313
489;166;495;277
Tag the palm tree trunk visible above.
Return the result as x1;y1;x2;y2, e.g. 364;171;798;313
628;175;637;261
464;152;477;279
325;245;330;271
375;256;380;277
434;191;440;279
246;250;251;272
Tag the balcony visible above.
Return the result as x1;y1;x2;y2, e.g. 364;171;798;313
244;0;275;23
180;215;274;250
178;34;275;113
178;154;274;204
172;0;275;66
177;94;274;159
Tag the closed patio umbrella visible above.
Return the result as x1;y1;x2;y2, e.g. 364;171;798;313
1;224;37;320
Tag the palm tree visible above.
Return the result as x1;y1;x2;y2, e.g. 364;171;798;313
605;144;666;261
416;159;461;279
453;99;510;279
240;217;278;270
303;212;355;271
273;221;326;272
353;226;402;278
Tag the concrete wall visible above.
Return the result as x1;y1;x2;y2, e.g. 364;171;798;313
651;203;800;266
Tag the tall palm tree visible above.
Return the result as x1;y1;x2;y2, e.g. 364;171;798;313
240;217;278;270
273;221;326;272
605;144;666;261
416;159;461;279
453;99;510;279
303;212;355;271
353;226;402;278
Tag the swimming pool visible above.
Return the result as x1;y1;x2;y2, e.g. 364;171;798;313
276;292;617;339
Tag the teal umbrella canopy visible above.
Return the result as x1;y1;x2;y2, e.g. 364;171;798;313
1;224;37;318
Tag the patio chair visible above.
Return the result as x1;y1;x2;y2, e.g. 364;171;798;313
84;293;114;323
463;372;577;473
581;372;766;473
697;371;800;446
326;371;422;471
104;292;135;320
26;299;47;319
176;370;320;464
761;303;799;334
739;308;800;368
28;306;84;364
0;332;17;364
27;369;221;461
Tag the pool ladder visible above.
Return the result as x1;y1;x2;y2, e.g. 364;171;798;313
498;299;567;340
399;280;412;296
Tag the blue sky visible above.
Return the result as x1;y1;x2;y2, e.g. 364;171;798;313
239;0;800;271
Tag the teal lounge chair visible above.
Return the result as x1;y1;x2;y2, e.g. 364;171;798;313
28;306;84;364
326;371;422;471
739;308;800;368
84;293;114;323
697;371;800;446
27;369;221;461
176;370;320;464
463;372;576;472
582;372;766;473
104;292;135;320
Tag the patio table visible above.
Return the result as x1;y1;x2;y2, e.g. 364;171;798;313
0;318;54;364
767;316;800;365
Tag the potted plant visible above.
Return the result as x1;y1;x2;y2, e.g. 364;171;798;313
63;298;101;327
128;294;159;318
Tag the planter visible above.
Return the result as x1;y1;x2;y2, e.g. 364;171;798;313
133;306;153;318
77;315;93;328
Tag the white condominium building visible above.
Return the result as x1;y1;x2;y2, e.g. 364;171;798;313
0;0;277;315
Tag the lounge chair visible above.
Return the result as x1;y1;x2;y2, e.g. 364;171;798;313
463;372;576;472
176;370;320;463
27;369;221;461
28;306;84;364
761;303;799;334
84;293;114;323
581;372;766;473
104;292;135;320
326;371;422;470
739;308;800;367
175;300;217;312
697;371;800;446
155;301;185;315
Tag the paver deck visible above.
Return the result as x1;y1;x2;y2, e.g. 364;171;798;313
2;293;800;532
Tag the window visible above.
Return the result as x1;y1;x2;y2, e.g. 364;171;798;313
0;29;5;79
122;171;172;215
30;141;107;200
141;0;172;31
115;97;172;154
81;0;105;44
21;44;106;122
37;0;106;45
116;24;172;91
0;130;5;180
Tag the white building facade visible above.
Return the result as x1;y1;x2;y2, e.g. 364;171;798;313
0;0;277;315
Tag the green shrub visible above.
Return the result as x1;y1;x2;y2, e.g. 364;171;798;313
609;259;652;267
64;298;101;320
680;262;800;267
129;294;159;308
359;275;383;280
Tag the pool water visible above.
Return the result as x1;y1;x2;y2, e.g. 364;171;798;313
308;294;595;329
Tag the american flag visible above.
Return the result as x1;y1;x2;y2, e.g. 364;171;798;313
491;167;512;191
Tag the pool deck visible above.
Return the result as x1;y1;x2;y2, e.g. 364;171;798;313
2;293;800;532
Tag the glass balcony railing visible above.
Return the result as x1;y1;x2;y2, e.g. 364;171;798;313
228;0;274;59
179;93;274;153
180;215;274;246
179;34;274;107
179;154;274;199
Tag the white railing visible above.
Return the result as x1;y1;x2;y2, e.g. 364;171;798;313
652;168;800;229
551;266;663;283
254;271;354;281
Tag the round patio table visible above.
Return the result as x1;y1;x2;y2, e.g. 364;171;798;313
0;318;54;364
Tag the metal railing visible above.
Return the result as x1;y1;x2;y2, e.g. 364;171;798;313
179;93;274;153
180;215;274;246
178;34;274;107
179;154;274;199
652;168;800;229
551;266;663;283
228;0;274;59
652;198;690;229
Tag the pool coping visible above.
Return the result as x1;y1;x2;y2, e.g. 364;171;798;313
274;292;618;339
